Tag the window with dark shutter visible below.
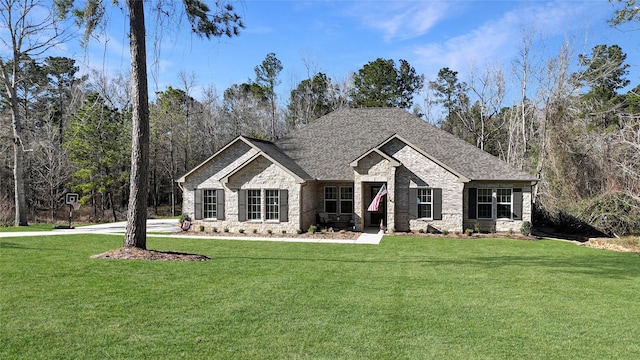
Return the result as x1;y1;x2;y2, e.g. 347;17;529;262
237;189;246;221
216;189;225;220
512;188;523;220
468;188;477;220
194;189;203;220
409;188;418;218
433;188;442;220
279;190;288;222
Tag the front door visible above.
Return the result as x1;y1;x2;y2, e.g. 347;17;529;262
369;185;386;227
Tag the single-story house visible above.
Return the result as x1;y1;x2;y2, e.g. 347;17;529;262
177;108;537;234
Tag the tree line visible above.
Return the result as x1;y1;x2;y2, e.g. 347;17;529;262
2;0;639;237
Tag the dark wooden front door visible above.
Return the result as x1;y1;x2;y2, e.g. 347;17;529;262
369;185;386;227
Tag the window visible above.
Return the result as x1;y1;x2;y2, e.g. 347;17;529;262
340;187;353;214
203;189;217;218
417;188;432;218
324;187;337;213
477;188;493;219
325;186;353;214
247;189;261;220
496;188;512;219
265;189;280;220
239;189;287;222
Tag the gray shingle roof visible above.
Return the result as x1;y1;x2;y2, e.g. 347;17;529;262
275;108;537;182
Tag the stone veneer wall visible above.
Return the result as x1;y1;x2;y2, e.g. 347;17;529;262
352;151;395;231
382;139;464;232
182;141;301;234
463;181;533;233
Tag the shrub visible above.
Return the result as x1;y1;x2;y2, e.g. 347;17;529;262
296;229;303;234
454;231;460;236
282;230;287;234
252;229;258;234
442;229;449;236
473;222;481;233
198;225;205;232
224;228;229;233
521;221;532;236
179;214;191;223
212;227;218;233
238;229;245;234
418;228;425;234
465;228;474;236
308;225;316;234
267;229;273;235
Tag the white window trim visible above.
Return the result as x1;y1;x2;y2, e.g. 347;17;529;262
339;186;353;214
324;186;354;214
496;188;513;220
417;188;433;220
203;189;217;219
477;188;514;220
265;189;280;221
245;189;281;222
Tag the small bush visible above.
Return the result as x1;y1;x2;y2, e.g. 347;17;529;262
282;230;287;234
252;229;258;234
198;225;205;232
212;227;218;233
442;229;449;236
454;231;460;236
339;229;346;234
465;228;474;236
179;214;191;223
521;221;532;236
308;225;316;234
238;229;245;234
473;222;481;233
296;229;303;234
267;229;273;235
224;228;229;233
418;228;425;234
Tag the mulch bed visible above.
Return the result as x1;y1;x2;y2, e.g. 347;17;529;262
90;247;210;261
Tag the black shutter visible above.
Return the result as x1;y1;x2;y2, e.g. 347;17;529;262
279;190;288;222
238;190;246;221
512;188;523;220
468;188;477;220
409;188;418;218
433;188;442;220
216;189;225;220
194;189;203;220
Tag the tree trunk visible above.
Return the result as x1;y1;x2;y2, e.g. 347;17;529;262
10;93;28;226
124;0;150;249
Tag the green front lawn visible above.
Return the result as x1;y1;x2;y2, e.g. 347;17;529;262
1;235;639;359
0;223;56;232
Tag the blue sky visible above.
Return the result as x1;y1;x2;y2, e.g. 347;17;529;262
59;0;639;103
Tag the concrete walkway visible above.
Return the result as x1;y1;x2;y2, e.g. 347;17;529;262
0;219;384;245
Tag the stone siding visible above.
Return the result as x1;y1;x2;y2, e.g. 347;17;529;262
182;141;301;234
381;139;464;232
463;181;533;233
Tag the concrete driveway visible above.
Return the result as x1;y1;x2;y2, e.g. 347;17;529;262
0;219;180;238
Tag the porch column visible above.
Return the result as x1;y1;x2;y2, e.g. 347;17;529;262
353;180;363;231
387;167;396;231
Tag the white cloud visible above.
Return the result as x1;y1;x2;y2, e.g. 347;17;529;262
346;1;452;41
412;1;603;80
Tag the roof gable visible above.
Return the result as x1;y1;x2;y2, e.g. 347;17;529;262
177;136;312;184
